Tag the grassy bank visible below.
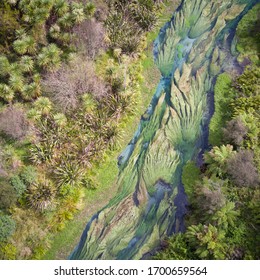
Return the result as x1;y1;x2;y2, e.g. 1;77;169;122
42;0;181;260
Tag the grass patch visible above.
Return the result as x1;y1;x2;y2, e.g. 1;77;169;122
209;73;234;146
181;161;200;200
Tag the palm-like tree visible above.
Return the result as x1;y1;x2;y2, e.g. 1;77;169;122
204;145;236;178
54;0;69;16
37;44;62;71
22;82;39;101
9;73;24;92
13;35;37;55
0;56;11;76
26;177;56;212
71;2;86;24
34;97;52;115
186;224;227;259
19;56;34;73
0;84;15;103
27;108;42;121
58;13;74;28
13;38;27;55
53;113;67;128
54;158;84;189
211;201;239;230
84;2;96;17
49;24;61;39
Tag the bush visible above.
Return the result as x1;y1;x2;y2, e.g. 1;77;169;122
0;214;16;242
0;106;29;140
223;118;248;147
10;175;27;197
227;150;259;187
42;57;107;112
196;179;226;215
73;18;106;59
26;177;56;212
20;165;37;185
0;179;17;210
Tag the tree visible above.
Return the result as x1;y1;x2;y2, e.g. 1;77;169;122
186;224;227;259
154;233;190;260
0;56;11;76
34;97;52;115
13;35;37;55
37;44;62;71
19;56;34;73
227;150;259;187
204;145;236;178
211;202;239;230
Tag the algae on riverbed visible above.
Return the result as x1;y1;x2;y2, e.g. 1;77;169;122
70;0;257;260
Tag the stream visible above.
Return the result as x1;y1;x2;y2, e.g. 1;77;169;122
69;0;258;260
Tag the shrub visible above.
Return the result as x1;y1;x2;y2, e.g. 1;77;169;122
10;175;27;197
73;18;106;59
223;118;248;147
0;179;17;210
20;165;37;185
0;106;29;140
227;150;259;187
42;57;107;112
196;179;226;215
0;214;16;242
26;177;56;212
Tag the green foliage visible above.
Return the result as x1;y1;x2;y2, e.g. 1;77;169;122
0;242;17;260
0;0;94;104
34;97;52;115
53;158;84;189
0;213;16;242
26;177;56;212
10;175;27;197
0;178;18;210
0;2;20;48
105;0;162;53
209;73;233;146
236;3;260;64
37;44;62;71
211;202;238;230
20;165;38;185
204;145;236;178
181;160;200;199
186;224;227;259
154;234;190;260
